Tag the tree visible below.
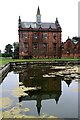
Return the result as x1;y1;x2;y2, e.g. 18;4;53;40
13;42;19;58
5;44;13;57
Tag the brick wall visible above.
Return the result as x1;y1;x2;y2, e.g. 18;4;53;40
19;28;61;58
62;38;80;58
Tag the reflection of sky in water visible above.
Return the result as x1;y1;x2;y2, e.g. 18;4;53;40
40;81;78;118
0;67;78;118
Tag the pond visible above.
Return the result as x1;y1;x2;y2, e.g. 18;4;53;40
0;64;79;118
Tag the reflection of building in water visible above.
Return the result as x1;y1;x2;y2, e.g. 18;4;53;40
19;66;62;115
64;80;72;87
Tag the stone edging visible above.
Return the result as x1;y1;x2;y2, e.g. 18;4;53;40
0;60;80;83
0;63;10;84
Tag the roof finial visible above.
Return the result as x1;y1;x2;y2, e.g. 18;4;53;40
18;16;21;28
29;25;32;28
39;25;42;29
55;17;59;23
19;16;21;23
49;25;52;29
37;6;40;15
55;17;61;30
68;36;70;39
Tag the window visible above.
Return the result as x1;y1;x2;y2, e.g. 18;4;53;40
22;32;28;40
43;43;47;49
33;33;38;40
23;43;28;52
53;43;57;49
67;44;71;54
43;33;47;40
53;43;57;58
53;33;57;40
33;43;38;49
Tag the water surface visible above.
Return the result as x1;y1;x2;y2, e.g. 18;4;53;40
0;64;78;118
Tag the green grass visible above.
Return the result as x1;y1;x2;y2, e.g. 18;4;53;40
0;57;80;66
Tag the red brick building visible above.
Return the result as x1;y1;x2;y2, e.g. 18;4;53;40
62;37;80;58
18;7;62;59
18;7;80;59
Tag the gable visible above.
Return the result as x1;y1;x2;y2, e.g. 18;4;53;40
63;39;75;48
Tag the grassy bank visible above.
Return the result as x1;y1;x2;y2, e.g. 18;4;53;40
0;57;80;66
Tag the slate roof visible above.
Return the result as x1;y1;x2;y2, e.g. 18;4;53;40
21;22;57;29
19;6;61;30
71;37;80;45
71;39;78;45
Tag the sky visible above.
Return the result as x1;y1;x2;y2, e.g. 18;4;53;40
0;0;79;52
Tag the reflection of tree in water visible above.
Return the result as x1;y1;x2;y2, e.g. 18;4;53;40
18;65;63;115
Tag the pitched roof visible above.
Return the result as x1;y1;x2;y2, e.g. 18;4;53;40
21;22;57;29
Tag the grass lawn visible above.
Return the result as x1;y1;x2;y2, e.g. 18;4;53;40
0;57;80;67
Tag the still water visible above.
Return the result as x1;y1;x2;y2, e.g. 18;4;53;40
0;64;78;118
